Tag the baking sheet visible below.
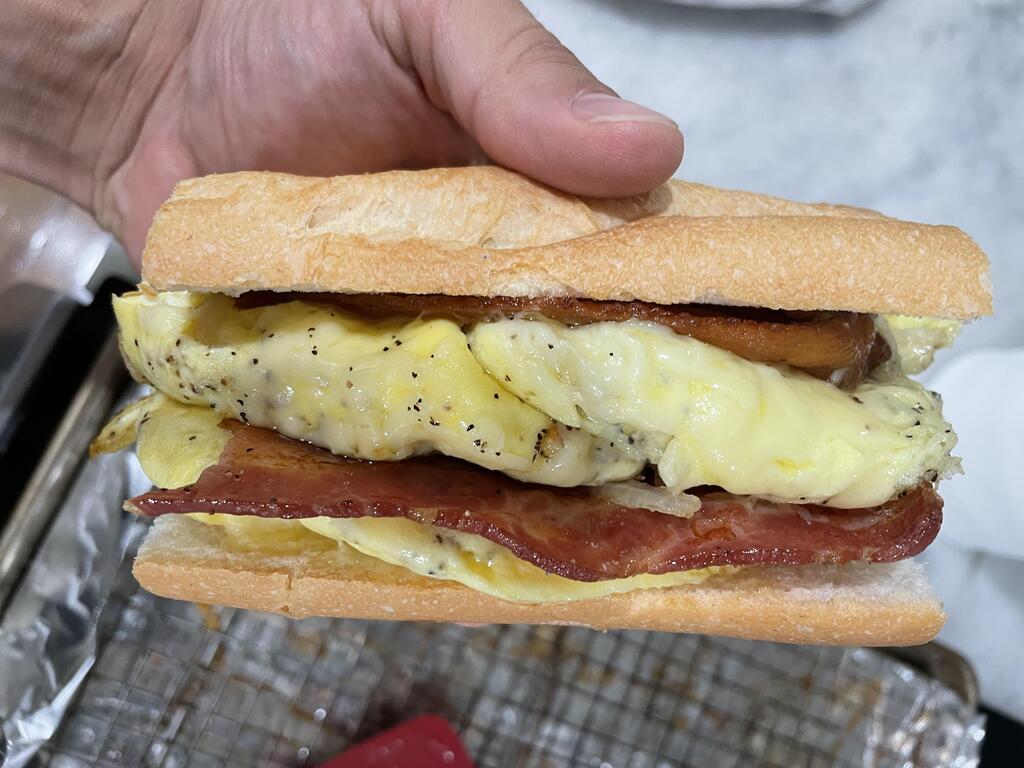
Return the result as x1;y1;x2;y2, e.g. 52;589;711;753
33;557;985;767
0;376;985;767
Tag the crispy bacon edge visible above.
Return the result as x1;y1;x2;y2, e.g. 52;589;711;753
128;422;941;582
235;292;890;387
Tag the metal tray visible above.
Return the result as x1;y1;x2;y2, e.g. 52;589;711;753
0;332;986;768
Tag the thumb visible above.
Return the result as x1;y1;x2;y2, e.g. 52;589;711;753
400;0;683;197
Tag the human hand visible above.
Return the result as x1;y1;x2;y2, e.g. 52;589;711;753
1;0;683;260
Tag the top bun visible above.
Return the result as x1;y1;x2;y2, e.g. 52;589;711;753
142;167;991;319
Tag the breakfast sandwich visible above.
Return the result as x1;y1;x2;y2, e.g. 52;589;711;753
92;167;991;645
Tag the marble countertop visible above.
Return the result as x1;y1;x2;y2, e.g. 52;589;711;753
525;0;1024;718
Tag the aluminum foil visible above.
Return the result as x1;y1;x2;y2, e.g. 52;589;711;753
1;387;985;767
0;441;152;768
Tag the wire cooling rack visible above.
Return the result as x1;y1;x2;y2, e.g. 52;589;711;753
34;531;982;768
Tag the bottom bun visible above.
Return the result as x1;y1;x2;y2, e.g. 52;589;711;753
133;515;944;646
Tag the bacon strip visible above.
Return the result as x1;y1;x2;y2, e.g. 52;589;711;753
236;292;889;387
130;423;941;582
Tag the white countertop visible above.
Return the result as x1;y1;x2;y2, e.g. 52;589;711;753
526;0;1024;718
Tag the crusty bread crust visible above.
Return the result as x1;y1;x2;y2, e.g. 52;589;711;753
141;167;991;319
133;515;944;646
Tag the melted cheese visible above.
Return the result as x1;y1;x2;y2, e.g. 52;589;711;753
882;315;961;374
190;512;721;602
469;319;957;507
296;516;724;602
114;291;957;508
114;291;640;487
192;514;338;557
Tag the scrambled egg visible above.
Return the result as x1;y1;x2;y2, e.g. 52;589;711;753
469;320;956;507
115;291;958;509
191;512;723;602
115;292;639;488
118;396;722;602
296;516;725;602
